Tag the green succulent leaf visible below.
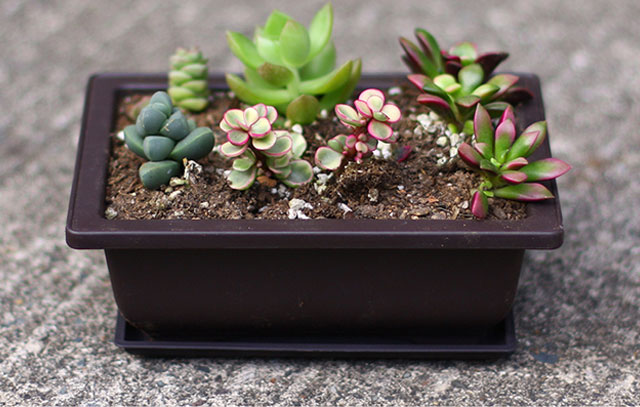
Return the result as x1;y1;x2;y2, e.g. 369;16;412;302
299;60;352;95
282;159;314;187
232;155;257;171
228;166;258;190
505;121;547;162
149;102;171;119
319;58;362;111
487;74;519;98
177;98;209;112
169;70;192;86
290;132;307;158
494;183;554;201
226;31;265;70
220;141;248;158
307;3;333;61
226;73;293;106
279;20;310;67
244;67;280;90
315;146;343;170
399;37;438;78
136;106;167;135
458;63;484;95
433;74;460;94
449;42;478;64
264;132;293;157
327;135;346;152
263;10;292;37
415;28;443;72
473;104;494;151
257;62;294;87
471;83;499;101
300;41;336;80
123;125;146;158
252;130;277;150
168;86;196;103
150;91;172;108
255;28;283;65
494;119;516;163
143;136;175;161
519;158;571;181
160;110;190;141
169;127;215;161
139;160;181;190
483;101;512;118
286;95;320;125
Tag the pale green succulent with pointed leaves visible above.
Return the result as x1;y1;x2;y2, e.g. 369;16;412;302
124;91;215;189
225;3;361;125
219;104;313;190
168;47;210;112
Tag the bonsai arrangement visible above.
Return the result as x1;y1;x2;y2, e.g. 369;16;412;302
67;3;571;357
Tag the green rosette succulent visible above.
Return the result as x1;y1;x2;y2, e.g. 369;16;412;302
168;47;210;112
458;104;571;219
123;91;215;189
219;104;313;190
225;3;361;124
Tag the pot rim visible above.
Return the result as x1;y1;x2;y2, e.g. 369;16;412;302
66;73;563;250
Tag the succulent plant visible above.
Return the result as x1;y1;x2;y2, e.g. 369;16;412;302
219;104;313;190
225;3;361;125
123;91;215;189
168;47;210;112
458;104;571;219
315;88;401;170
401;29;532;133
400;28;509;79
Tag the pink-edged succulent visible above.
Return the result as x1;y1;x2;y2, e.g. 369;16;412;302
458;104;571;219
316;88;402;171
219;104;313;190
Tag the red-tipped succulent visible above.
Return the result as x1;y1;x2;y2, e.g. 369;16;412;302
315;89;401;170
458;104;571;219
219;104;313;190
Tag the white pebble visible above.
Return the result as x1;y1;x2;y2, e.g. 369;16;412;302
319;109;329;119
397;185;405;190
449;133;460;145
388;86;402;96
449;147;458;158
116;130;125;141
437;157;448;166
104;207;118;220
436;136;449;147
338;203;352;213
291;124;303;134
200;202;210;209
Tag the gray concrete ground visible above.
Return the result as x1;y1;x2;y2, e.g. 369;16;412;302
0;0;639;405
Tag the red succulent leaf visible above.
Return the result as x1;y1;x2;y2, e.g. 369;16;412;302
458;142;482;168
407;74;429;90
502;157;529;170
499;105;516;126
474;104;494;150
475;52;509;76
471;190;489;219
501;170;527;184
416;94;453;119
444;60;462;76
519;158;571;181
494;183;554;201
500;87;534;105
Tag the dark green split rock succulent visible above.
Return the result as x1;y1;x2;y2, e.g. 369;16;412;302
124;91;215;189
168;47;210;112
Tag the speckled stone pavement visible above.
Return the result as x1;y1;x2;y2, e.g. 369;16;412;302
1;1;638;405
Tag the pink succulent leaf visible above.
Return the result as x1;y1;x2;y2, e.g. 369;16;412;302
416;94;453;119
473;142;492;159
368;120;394;141
396;145;412;162
227;129;250;146
366;95;384;112
381;104;401;123
359;88;385;103
263;133;293;157
458;142;482;168
487;74;519;99
219;119;233;133
223;109;245;129
519;158;571;181
366;136;378;151
494;183;554;201
335;104;363;127
475;52;509;76
521;121;547;155
266;105;278;123
502;157;529;171
354;99;373;118
243;107;259;127
251;131;277;150
252;104;268;118
407;74;429;90
471;190;489;219
248;117;272;138
494;119;516;162
345;135;357;148
474;104;494;149
499;105;516;125
444;60;462;76
315;146;343;170
355;141;368;153
501;170;528;184
220;141;248;158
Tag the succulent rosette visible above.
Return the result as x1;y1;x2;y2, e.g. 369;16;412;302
219;104;313;190
123;91;215;190
315;88;401;170
458;104;571;219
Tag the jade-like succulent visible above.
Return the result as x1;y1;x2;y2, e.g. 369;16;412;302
458;105;571;219
400;28;508;79
123;91;215;189
225;3;361;125
168;47;210;112
219;104;313;190
315;88;401;170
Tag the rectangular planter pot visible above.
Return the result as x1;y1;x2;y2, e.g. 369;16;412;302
66;73;563;341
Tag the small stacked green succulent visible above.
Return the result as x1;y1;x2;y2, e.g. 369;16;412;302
225;3;361;124
459;105;571;218
400;29;532;133
168;47;210;112
123;91;215;189
219;104;313;190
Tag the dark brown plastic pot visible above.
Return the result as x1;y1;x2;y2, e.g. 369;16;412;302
66;73;563;339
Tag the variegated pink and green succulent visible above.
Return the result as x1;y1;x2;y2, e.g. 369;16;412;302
458;104;571;219
219;104;313;190
315;88;401;170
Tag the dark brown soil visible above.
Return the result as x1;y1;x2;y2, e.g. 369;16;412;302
105;85;526;220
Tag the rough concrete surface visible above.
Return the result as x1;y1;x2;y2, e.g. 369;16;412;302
0;0;639;405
